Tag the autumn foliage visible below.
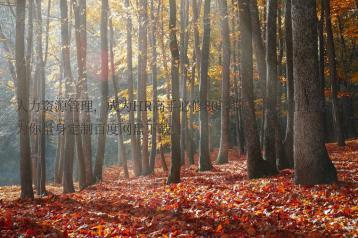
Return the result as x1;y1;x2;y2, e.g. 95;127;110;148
0;140;357;237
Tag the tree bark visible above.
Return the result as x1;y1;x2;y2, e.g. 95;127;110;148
282;0;294;169
323;0;346;146
292;0;337;185
60;0;76;193
167;0;181;184
216;0;230;164
238;0;270;179
199;0;213;172
16;0;34;199
94;0;109;181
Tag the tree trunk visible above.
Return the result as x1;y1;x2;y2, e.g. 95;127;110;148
109;16;129;178
292;0;337;185
263;0;279;174
94;0;109;181
16;0;34;199
216;0;230;164
180;0;189;166
238;0;270;179
73;0;87;190
167;0;181;184
282;0;294;169
125;0;141;177
149;0;160;173
199;0;213;172
323;0;346;146
60;0;76;193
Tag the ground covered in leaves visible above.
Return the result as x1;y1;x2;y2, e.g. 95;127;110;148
0;140;357;237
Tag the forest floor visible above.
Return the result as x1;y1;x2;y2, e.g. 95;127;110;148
0;140;357;237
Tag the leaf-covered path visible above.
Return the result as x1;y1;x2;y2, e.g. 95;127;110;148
1;140;357;237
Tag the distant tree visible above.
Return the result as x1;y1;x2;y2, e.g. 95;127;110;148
292;0;337;184
199;0;213;172
16;0;34;199
238;0;270;179
167;0;181;184
216;0;230;164
323;0;346;146
60;0;76;193
94;0;109;181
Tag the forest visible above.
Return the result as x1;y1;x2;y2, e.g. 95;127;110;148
0;0;357;236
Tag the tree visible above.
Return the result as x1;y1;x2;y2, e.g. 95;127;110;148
167;0;181;184
292;0;337;185
137;0;150;175
149;0;160;173
263;0;279;174
16;0;34;199
60;0;76;193
323;0;346;146
281;0;294;169
216;0;230;164
199;0;213;172
238;0;270;179
94;0;109;181
109;14;129;178
125;0;141;176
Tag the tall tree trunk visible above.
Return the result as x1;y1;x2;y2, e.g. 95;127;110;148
282;0;294;169
167;0;181;184
16;0;34;199
180;0;189;165
292;0;337;185
323;0;346;146
60;0;76;193
34;0;47;195
137;0;150;175
94;0;109;181
125;0;141;176
199;0;213;172
109;16;129;178
149;0;160;173
73;0;87;190
238;0;270;179
263;0;279;174
216;0;230;164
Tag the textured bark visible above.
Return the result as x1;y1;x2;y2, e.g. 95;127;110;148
292;0;337;185
167;0;181;184
199;0;213;172
180;0;189;165
216;0;230;164
323;0;346;146
281;0;294;169
109;16;129;178
137;0;150;175
73;0;87;189
149;0;160;173
34;0;47;195
125;0;141;177
238;0;270;179
263;0;279;174
94;0;109;181
16;0;34;199
60;0;75;194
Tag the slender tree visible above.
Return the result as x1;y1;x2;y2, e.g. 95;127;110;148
94;0;109;181
167;0;181;184
216;0;230;164
60;0;76;193
323;0;346;146
292;0;337;185
199;0;213;171
16;0;34;199
238;0;270;179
